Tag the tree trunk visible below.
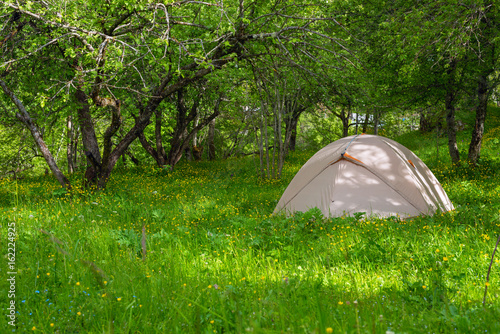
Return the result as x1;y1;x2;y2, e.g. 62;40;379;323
154;108;167;165
445;59;460;164
341;107;351;137
207;118;216;160
468;73;489;164
355;112;359;134
374;111;380;135
167;89;221;168
0;79;70;188
362;112;370;133
76;88;102;186
67;116;75;174
285;109;302;152
288;116;299;151
138;130;162;167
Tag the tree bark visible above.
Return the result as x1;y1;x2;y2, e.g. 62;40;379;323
167;89;222;168
341;107;351;137
207;118;216;160
66;115;75;174
0;79;71;188
287;116;299;151
154;108;167;166
75;88;102;186
374;111;380;135
167;89;201;167
285;107;303;152
468;73;489;164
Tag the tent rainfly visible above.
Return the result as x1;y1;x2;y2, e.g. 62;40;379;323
274;134;454;219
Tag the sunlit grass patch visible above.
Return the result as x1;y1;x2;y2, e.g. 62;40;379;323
1;114;500;333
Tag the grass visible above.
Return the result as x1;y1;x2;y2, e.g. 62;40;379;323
1;107;500;333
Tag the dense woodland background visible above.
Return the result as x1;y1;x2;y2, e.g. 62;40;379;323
0;0;499;184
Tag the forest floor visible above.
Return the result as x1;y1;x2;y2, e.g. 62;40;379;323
1;106;500;333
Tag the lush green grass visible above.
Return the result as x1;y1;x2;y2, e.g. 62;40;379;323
1;108;500;333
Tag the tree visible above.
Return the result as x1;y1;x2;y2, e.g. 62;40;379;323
343;0;500;164
1;0;346;188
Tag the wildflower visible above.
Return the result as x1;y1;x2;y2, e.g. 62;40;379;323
208;285;212;289
32;327;36;331
47;273;50;276
213;284;219;290
422;285;426;289
210;320;214;324
485;282;490;287
326;328;333;333
50;324;54;327
117;297;122;301
76;282;80;286
443;257;448;261
77;312;81;316
338;301;343;305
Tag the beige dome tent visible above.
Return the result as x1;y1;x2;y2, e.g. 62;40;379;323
274;134;454;219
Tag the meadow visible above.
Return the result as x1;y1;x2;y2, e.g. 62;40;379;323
1;108;500;333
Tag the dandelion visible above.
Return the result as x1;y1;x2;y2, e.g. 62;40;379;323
423;285;426;289
485;282;490;287
32;327;36;331
50;323;54;327
338;301;343;305
326;328;333;333
76;282;80;286
117;297;122;301
208;285;212;289
443;257;448;261
77;312;81;316
46;273;50;276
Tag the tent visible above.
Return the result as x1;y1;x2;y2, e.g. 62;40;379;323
274;134;454;219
